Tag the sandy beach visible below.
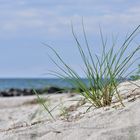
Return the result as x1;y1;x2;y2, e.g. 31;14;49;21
1;0;140;139
0;80;140;140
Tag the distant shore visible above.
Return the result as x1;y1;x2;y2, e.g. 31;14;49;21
0;86;77;97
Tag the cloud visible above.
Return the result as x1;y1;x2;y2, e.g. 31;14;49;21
0;0;140;38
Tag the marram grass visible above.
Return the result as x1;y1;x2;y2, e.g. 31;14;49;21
44;24;140;109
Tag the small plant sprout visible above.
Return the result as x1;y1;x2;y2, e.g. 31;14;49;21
33;89;55;121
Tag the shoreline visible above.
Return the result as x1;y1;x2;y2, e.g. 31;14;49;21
0;87;76;97
0;78;132;97
0;79;136;97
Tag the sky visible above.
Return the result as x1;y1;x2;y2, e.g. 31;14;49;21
0;0;140;78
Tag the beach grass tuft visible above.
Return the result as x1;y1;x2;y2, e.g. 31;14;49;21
44;23;140;108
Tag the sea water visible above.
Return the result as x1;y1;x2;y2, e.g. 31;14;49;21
0;78;89;90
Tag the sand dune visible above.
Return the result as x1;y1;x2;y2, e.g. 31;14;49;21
0;80;140;140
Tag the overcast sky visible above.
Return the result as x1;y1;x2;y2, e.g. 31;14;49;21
0;0;140;78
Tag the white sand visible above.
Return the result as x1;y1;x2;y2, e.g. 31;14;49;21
0;80;140;140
